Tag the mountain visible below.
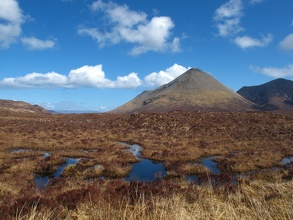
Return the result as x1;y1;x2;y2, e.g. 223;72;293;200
0;99;48;114
111;68;256;113
237;78;293;111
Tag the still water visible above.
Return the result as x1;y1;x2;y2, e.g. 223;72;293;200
35;157;80;189
123;143;167;182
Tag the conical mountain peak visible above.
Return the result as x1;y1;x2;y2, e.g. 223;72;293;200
170;68;230;92
111;68;255;113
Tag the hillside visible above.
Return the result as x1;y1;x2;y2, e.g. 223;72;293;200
112;68;255;113
0;99;48;114
237;78;293;111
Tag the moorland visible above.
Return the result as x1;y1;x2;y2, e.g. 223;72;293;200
0;109;292;219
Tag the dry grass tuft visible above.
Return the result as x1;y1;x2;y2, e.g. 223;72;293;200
11;179;292;220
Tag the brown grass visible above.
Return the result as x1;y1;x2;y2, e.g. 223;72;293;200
0;110;292;219
11;178;293;220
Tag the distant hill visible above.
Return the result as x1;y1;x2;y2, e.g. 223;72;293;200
0;99;48;114
237;78;293;111
111;68;256;113
49;110;101;114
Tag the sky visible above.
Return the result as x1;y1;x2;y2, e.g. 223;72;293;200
0;0;293;112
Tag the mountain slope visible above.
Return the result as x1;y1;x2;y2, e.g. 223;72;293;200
237;78;293;110
112;68;255;113
0;99;48;114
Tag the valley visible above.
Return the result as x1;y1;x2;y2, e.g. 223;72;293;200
0;69;292;219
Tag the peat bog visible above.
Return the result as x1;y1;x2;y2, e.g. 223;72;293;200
0;110;292;219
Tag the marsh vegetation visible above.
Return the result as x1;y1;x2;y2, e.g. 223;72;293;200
0;110;292;219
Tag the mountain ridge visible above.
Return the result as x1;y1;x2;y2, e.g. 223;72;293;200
0;99;48;114
237;78;293;111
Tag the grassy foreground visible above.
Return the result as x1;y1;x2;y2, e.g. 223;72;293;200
12;177;293;220
0;110;292;219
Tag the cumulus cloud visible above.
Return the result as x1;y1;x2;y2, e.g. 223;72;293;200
0;0;24;48
21;36;56;50
0;72;68;88
114;73;142;88
68;65;142;88
0;64;190;89
214;0;271;49
78;0;180;55
250;65;293;78
0;64;142;89
68;65;112;88
214;0;243;37
279;33;293;51
235;34;273;49
144;64;190;87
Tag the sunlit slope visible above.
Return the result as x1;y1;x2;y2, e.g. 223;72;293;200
0;99;48;114
112;68;255;113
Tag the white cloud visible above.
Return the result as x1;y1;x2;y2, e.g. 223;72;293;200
92;0;147;27
78;0;180;55
279;33;293;51
0;64;142;89
250;65;293;78
0;72;68;88
98;106;108;111
249;0;265;5
0;64;191;89
0;0;24;48
68;65;112;88
235;34;273;49
41;101;110;112
214;0;243;37
214;0;272;49
144;64;190;87
114;73;142;88
68;65;142;88
170;37;181;53
21;36;56;50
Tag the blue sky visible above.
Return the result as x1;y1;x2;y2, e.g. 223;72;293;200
0;0;292;112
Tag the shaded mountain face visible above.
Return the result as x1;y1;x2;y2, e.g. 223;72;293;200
0;99;48;114
237;78;293;111
111;68;255;114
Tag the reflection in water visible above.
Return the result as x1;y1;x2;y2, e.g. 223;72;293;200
53;158;80;177
123;143;221;182
43;152;51;158
186;156;220;182
34;145;293;188
35;158;80;189
126;159;166;182
202;156;220;174
281;156;293;165
128;144;143;158
121;142;166;182
10;149;29;153
35;176;49;189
